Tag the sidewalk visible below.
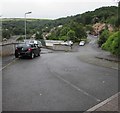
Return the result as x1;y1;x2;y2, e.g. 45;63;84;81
85;92;119;112
79;44;119;112
95;52;120;62
90;51;119;112
90;53;119;112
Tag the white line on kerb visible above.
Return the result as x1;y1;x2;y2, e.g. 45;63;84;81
85;92;119;112
55;74;101;102
0;58;18;71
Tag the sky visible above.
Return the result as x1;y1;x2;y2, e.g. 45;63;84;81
0;0;118;19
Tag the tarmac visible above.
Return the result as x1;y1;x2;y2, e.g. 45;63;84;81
1;44;120;112
75;37;119;112
83;50;119;112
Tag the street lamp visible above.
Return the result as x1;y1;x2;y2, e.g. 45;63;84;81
0;15;2;42
24;12;32;40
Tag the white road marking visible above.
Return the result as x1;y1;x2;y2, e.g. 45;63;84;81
54;73;101;102
0;58;18;71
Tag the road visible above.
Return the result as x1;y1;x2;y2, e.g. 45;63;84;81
2;35;118;111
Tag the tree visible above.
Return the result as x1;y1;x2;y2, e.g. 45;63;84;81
69;22;87;41
2;29;11;39
67;30;76;42
85;25;94;34
60;27;70;36
35;31;43;40
59;36;68;41
102;31;120;55
98;29;110;47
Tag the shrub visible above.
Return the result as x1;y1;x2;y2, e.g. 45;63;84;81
98;29;110;47
102;31;120;55
59;36;68;41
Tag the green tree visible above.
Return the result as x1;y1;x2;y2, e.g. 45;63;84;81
102;31;120;55
59;36;68;41
85;25;94;34
2;29;11;39
98;29;110;47
67;30;76;42
35;31;43;40
60;27;70;36
69;22;87;41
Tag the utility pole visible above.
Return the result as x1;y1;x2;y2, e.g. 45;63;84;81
0;15;2;42
24;12;32;40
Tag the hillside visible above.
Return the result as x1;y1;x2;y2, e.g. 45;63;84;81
2;6;119;39
51;6;118;26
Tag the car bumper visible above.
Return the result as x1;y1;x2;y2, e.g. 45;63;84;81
16;51;31;57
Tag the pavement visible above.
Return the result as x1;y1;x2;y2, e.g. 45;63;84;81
82;35;119;112
95;52;120;62
85;92;119;112
80;47;119;112
85;51;119;112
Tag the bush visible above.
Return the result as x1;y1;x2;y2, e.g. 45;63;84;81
102;31;120;55
59;36;68;41
98;29;110;47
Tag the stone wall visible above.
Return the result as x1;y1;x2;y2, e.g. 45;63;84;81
53;44;71;51
0;43;72;56
0;43;16;56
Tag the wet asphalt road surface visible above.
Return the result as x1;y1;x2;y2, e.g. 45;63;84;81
2;38;118;111
2;48;54;67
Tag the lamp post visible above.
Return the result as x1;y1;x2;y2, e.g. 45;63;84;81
0;15;2;42
24;12;32;40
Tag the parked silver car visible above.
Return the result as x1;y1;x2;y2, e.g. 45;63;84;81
79;41;85;46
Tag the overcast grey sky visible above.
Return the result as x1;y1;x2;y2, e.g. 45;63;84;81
0;0;117;19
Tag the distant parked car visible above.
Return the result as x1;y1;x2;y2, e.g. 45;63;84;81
24;39;42;47
79;41;85;46
65;41;73;46
15;43;41;59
